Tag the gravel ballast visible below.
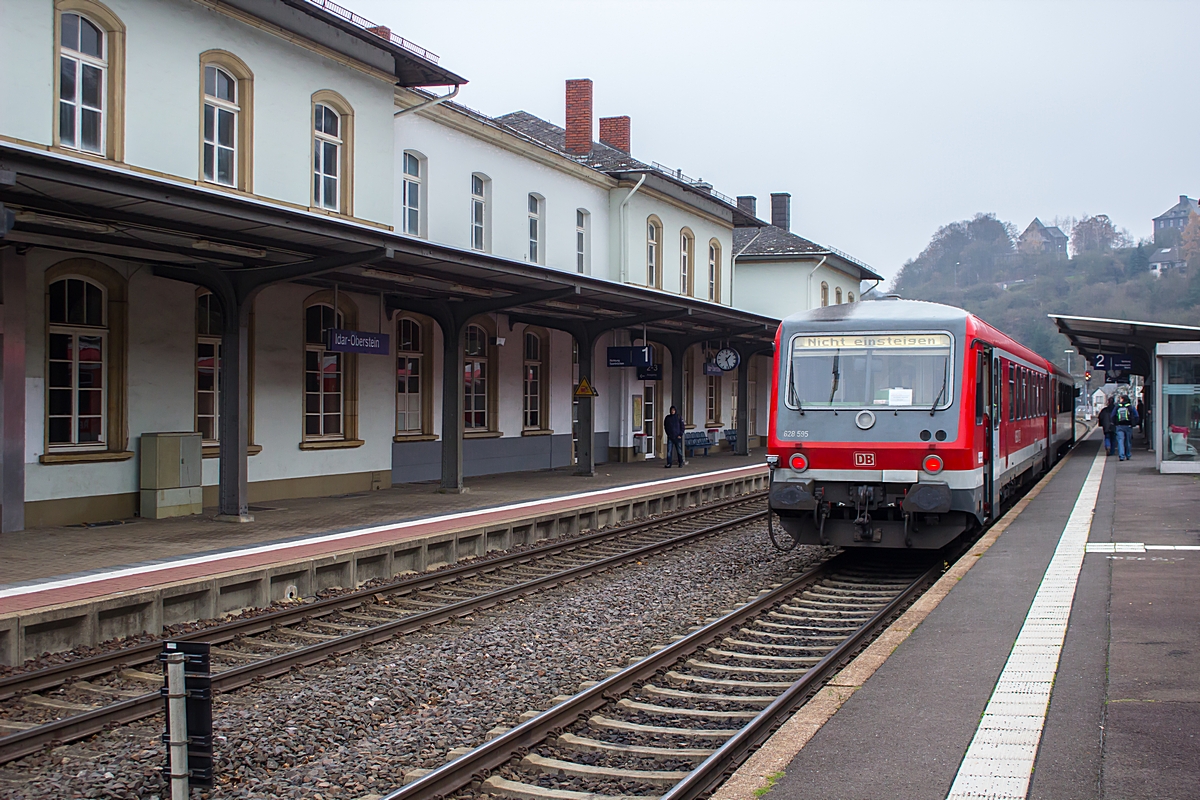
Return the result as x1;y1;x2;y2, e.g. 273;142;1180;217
0;521;823;800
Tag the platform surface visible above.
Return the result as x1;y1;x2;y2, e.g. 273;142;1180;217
0;452;762;613
770;430;1199;800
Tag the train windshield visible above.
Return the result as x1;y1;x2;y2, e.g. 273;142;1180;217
786;332;953;409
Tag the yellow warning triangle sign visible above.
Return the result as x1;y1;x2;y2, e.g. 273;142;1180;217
573;377;599;397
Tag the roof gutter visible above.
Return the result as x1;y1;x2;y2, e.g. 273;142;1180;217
806;256;828;309
728;228;765;308
395;84;461;118
618;174;647;284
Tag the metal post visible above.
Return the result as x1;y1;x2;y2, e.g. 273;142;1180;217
574;334;595;476
1;247;26;532
735;350;750;456
440;322;466;492
216;295;253;521
165;652;189;800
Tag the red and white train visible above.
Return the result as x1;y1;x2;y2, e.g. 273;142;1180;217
767;298;1076;549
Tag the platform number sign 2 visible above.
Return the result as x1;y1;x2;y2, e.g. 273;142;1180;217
1093;353;1133;371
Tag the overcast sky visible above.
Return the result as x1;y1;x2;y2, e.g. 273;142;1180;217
356;0;1199;282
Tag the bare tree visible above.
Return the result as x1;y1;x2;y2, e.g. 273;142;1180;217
1070;214;1119;255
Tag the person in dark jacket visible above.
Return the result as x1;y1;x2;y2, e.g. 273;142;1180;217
1113;394;1139;461
663;406;685;467
1098;396;1115;456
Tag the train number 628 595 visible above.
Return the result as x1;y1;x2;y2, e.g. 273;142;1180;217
781;430;809;438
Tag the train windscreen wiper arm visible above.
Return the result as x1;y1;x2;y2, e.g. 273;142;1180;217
789;361;804;415
930;358;949;416
828;351;840;414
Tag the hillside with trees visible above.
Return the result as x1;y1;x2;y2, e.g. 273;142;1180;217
889;212;1200;368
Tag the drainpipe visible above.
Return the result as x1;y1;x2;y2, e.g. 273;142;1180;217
729;228;765;308
860;278;883;298
618;174;647;284
806;255;828;309
394;84;461;118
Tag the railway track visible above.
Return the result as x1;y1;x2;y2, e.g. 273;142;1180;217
0;493;769;766
380;550;942;800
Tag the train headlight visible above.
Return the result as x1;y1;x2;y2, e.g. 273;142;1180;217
922;454;944;475
789;453;809;472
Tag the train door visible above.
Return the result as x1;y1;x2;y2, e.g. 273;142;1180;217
989;351;1001;515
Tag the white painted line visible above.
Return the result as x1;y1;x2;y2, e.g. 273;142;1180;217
1084;543;1200;553
0;464;763;600
946;445;1107;800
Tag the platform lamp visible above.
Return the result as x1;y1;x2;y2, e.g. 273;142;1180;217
1064;349;1075;375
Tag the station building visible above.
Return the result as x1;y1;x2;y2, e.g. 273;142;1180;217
0;0;873;533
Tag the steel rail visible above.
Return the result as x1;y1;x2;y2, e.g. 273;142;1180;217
0;500;767;766
378;555;846;800
660;558;941;800
0;491;764;703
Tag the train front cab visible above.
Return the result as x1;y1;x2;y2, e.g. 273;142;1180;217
768;319;984;550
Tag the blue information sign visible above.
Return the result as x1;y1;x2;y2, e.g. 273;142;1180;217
703;362;723;377
1093;353;1133;371
326;329;390;355
637;364;662;381
608;346;653;368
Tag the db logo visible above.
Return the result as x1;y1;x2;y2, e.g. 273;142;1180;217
854;452;876;467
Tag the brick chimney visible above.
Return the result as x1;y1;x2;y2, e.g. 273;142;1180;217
736;196;757;217
771;192;791;231
599;116;630;154
565;79;593;155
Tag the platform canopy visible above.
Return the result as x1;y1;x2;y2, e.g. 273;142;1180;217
1049;314;1200;376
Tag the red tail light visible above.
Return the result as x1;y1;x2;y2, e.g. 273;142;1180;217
789;453;808;472
922;454;944;475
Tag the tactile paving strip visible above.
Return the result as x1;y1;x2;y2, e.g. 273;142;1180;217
945;446;1107;800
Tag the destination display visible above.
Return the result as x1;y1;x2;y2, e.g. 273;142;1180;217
326;329;390;355
792;333;952;349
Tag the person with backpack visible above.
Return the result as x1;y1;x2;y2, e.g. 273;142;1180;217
1098;395;1116;457
1113;394;1139;461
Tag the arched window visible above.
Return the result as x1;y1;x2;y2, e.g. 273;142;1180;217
646;217;662;287
707;240;721;302
528;193;543;264
471;173;490;252
203;66;238;186
523;330;545;430
47;276;107;447
820;281;829;307
680;229;694;295
57;5;125;160
402;150;424;236
200;52;253;190
464;323;489;429
576;209;589;273
43;259;128;461
195;290;223;443
58;12;106;155
396;317;424;434
847;291;855;303
313;91;354;214
304;301;344;439
835;287;843;304
313;103;341;210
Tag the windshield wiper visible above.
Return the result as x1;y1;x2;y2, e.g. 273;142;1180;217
828;350;841;414
789;362;804;415
930;358;949;416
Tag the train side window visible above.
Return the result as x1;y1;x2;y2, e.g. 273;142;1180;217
975;351;985;424
1008;364;1015;422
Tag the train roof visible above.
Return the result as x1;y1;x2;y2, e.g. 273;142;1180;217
780;297;971;328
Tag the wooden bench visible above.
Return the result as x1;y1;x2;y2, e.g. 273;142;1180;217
684;431;712;457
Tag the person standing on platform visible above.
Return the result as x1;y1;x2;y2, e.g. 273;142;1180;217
1098;396;1116;457
664;405;685;468
1114;394;1139;461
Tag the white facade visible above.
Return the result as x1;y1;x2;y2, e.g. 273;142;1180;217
734;258;864;319
3;0;397;225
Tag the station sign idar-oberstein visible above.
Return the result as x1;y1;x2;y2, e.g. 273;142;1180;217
327;328;390;355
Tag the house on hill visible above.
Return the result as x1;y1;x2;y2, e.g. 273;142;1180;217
1153;195;1199;246
1018;218;1068;258
1149;247;1187;277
